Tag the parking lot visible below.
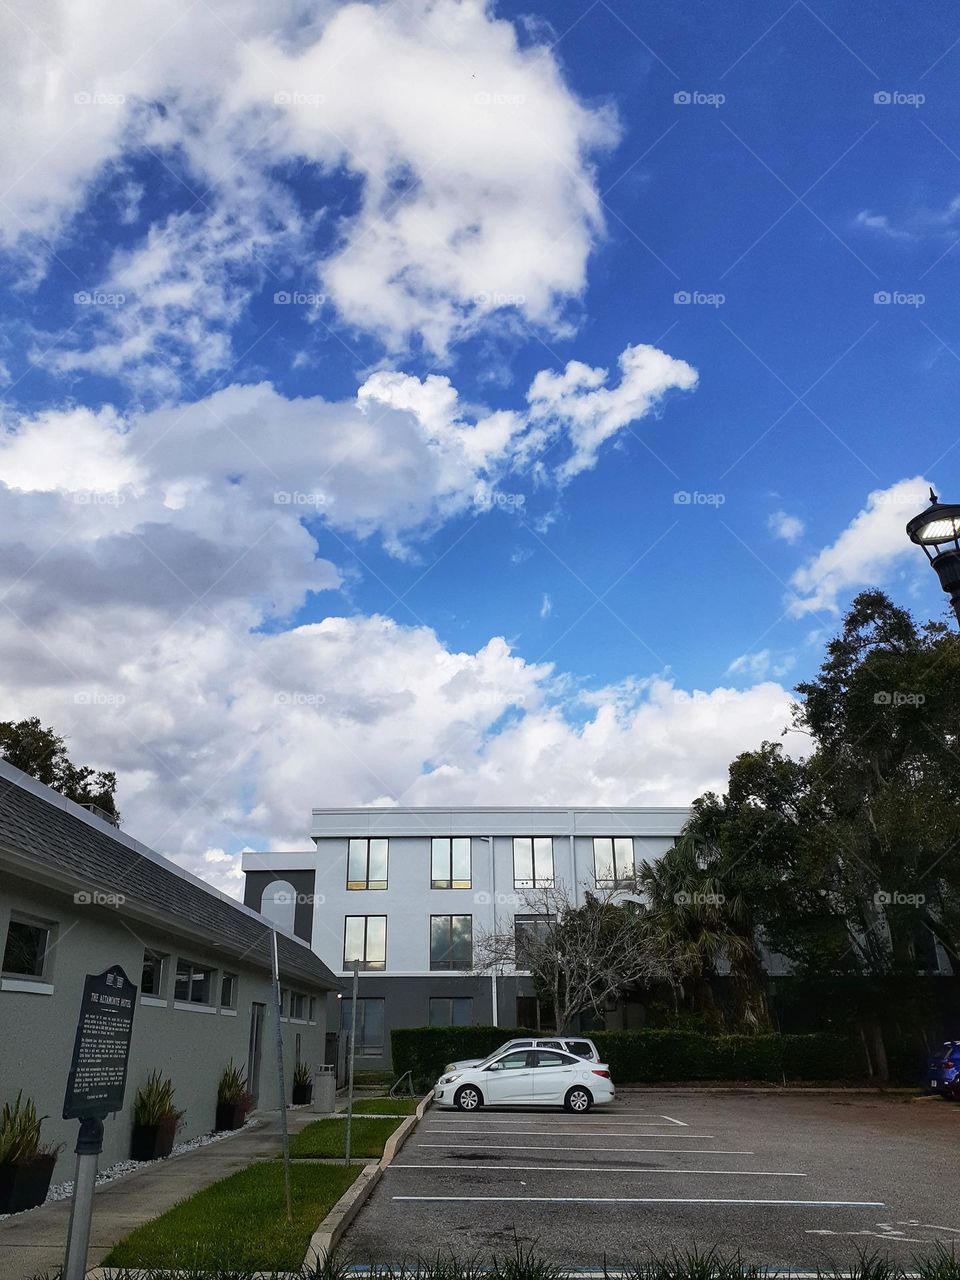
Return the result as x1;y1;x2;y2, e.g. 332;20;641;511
342;1089;960;1269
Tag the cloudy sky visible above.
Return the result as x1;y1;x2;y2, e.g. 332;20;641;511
0;0;956;894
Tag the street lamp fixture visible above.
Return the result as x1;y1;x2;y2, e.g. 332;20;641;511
906;488;960;624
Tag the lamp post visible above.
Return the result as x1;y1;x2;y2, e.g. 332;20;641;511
906;488;960;625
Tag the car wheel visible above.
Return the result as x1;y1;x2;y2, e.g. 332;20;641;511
564;1086;592;1113
455;1084;483;1111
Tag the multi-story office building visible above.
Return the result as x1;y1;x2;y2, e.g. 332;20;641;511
242;806;689;1068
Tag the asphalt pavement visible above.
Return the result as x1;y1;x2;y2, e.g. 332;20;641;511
340;1088;960;1269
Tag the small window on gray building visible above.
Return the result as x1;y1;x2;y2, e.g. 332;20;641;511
174;959;214;1005
2;917;53;978
513;837;554;888
429;996;474;1026
340;996;385;1056
430;915;472;970
431;837;471;889
220;972;237;1009
141;949;166;997
309;996;317;1022
290;992;307;1020
344;915;387;971
593;836;635;887
514;914;554;969
347;838;389;890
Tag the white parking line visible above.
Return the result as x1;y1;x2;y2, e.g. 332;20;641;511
659;1115;688;1126
393;1196;886;1207
394;1165;805;1176
429;1128;717;1137
417;1143;750;1153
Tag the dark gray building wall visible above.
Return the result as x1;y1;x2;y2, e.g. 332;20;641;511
243;868;317;942
343;973;543;1070
0;872;329;1180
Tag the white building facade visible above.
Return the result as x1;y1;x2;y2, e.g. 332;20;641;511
242;806;689;1069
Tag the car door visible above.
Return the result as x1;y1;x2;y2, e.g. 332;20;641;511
483;1050;536;1105
531;1050;576;1105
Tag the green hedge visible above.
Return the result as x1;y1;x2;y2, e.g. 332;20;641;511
391;1025;864;1085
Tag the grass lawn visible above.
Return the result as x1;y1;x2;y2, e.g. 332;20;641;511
348;1096;419;1116
102;1161;362;1271
289;1115;402;1158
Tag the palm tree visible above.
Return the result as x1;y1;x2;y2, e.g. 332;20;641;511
637;834;771;1031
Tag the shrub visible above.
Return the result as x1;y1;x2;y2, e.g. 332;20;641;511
133;1071;184;1128
390;1026;863;1084
218;1060;253;1111
293;1061;312;1088
0;1092;43;1164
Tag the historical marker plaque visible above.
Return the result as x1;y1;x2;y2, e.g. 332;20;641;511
63;965;137;1120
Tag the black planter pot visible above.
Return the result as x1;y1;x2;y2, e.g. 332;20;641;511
292;1084;312;1105
0;1154;57;1214
130;1119;177;1161
215;1101;247;1131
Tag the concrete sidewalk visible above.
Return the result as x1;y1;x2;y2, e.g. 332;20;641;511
0;1110;318;1280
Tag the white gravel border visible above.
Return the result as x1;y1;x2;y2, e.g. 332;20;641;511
0;1117;263;1221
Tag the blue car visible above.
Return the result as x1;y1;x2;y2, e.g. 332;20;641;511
926;1041;960;1099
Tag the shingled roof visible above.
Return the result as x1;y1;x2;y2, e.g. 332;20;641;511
0;758;337;991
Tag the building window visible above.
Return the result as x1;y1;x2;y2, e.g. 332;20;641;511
513;837;554;889
220;972;237;1009
429;996;474;1026
290;992;307;1021
309;996;317;1022
514;914;554;970
141;950;166;997
280;987;289;1016
430;915;473;970
261;880;297;935
347;838;388;890
2;917;53;978
340;996;385;1056
344;916;387;971
431;837;471;889
174;959;214;1005
593;836;636;887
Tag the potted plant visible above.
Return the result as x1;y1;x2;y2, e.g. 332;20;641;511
130;1072;183;1161
0;1093;61;1214
292;1061;312;1105
215;1062;253;1131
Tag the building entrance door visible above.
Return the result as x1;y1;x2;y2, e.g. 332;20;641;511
247;1002;266;1103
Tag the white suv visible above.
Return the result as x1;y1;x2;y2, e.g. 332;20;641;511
444;1036;600;1074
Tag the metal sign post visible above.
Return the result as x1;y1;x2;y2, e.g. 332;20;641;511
270;929;293;1223
343;961;359;1165
62;966;137;1280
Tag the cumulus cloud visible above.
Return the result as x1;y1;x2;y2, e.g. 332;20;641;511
526;343;698;481
768;510;805;544
789;476;931;616
1;0;618;366
0;594;800;893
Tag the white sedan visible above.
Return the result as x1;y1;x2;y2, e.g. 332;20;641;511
434;1046;615;1113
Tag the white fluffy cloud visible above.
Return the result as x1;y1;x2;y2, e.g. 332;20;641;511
768;510;805;544
526;344;698;480
789;476;931;615
2;0;617;364
0;595;800;892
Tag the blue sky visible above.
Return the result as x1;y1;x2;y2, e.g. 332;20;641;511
0;0;956;885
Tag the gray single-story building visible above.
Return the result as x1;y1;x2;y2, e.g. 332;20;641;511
0;758;339;1179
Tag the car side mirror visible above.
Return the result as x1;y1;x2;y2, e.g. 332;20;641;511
486;1062;502;1071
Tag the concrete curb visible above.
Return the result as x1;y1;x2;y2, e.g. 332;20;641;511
303;1091;432;1267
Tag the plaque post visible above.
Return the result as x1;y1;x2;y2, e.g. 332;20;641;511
61;965;137;1280
62;1117;104;1280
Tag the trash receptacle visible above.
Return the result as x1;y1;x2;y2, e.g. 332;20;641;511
312;1064;336;1114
